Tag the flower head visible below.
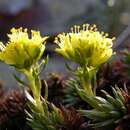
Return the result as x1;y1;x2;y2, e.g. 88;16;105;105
55;24;115;68
0;28;47;69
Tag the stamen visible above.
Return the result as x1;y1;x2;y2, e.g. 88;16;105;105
101;32;105;36
83;24;86;31
93;24;97;31
112;37;116;41
70;27;74;33
0;43;5;51
77;26;80;33
105;33;109;37
90;27;93;31
24;28;27;33
86;24;89;30
94;28;98;31
55;37;61;44
90;24;96;31
93;24;96;28
74;25;77;33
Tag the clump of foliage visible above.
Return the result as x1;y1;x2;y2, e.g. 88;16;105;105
0;23;129;130
55;24;129;129
0;28;64;130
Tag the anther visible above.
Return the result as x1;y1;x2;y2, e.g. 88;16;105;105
83;24;86;31
70;27;74;33
112;37;116;40
105;33;109;37
77;26;80;33
74;25;77;33
86;24;89;30
101;32;105;36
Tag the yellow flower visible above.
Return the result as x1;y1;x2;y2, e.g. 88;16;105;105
55;24;115;67
0;28;47;69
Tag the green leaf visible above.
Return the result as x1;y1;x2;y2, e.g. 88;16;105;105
65;63;77;72
39;55;49;73
116;87;125;103
77;88;101;109
13;73;28;87
90;119;115;128
42;80;48;100
79;110;110;121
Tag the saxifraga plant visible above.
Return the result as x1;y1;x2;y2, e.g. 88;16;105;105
78;87;126;129
55;24;115;96
0;23;128;130
55;24;128;128
64;77;88;108
0;28;64;130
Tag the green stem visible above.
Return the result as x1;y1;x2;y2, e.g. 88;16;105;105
24;68;46;114
82;78;94;96
93;73;97;95
24;69;41;102
80;66;98;96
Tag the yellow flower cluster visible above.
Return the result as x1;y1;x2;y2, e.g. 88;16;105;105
55;24;115;68
0;28;47;69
